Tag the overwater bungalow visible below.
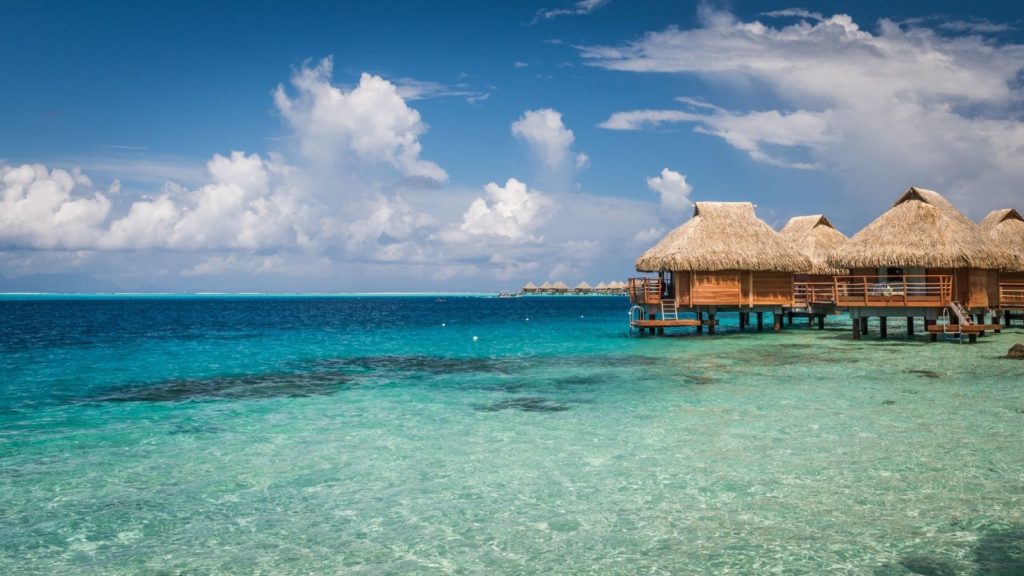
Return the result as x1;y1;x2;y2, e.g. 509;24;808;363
779;214;848;309
980;208;1024;316
574;281;593;294
522;281;538;294
551;281;570;294
594;281;609;293
629;202;811;334
539;281;553;294
828;187;1013;341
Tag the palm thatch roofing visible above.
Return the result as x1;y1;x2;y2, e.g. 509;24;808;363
574;281;592;290
595;281;608;290
551;281;570;290
636;202;811;273
829;187;1015;270
980;208;1024;271
540;281;552;290
779;214;849;275
522;281;538;291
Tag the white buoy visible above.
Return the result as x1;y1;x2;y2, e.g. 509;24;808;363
441;323;446;327
472;335;479;341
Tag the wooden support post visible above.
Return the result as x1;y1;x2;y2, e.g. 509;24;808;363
906;316;914;336
968;333;978;344
1005;310;1012;327
708;312;716;336
787;311;793;326
930;333;938;343
657;327;664;335
739;312;747;329
817;315;825;330
852;317;861;340
861;316;869;335
756;312;764;332
773;311;783;332
879;316;888;339
695;310;703;335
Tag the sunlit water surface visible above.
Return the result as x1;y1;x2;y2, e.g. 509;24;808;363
1;295;1022;575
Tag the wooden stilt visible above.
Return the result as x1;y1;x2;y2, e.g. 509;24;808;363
817;315;825;330
879;316;888;339
1005;310;1012;327
906;316;914;336
787;311;793;326
852;318;861;340
708;312;716;336
756;312;764;332
739;312;747;329
695;310;703;335
969;333;978;344
657;327;664;335
861;316;869;335
773;311;782;332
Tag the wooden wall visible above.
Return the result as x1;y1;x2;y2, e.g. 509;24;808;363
672;270;794;307
672;271;691;307
751;272;794;306
691;271;741;305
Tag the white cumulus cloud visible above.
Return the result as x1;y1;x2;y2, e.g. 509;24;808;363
512;108;583;173
0;165;111;249
453;178;554;242
274;57;448;182
646;168;693;214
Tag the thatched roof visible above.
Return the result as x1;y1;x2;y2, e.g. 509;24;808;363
540;281;552;290
636;202;811;273
980;208;1024;271
551;281;569;290
575;281;592;290
522;281;537;290
779;214;849;275
595;281;608;290
829;187;1015;270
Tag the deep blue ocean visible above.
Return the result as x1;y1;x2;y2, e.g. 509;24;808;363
1;295;1022;574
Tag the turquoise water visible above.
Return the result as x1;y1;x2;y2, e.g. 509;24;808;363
1;295;1022;574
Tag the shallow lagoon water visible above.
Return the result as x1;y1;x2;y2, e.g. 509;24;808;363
1;295;1022;574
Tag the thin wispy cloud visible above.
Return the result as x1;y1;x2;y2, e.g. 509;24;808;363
531;0;608;24
392;77;491;103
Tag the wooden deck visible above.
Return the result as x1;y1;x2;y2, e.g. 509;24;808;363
925;323;1002;343
630;319;714;328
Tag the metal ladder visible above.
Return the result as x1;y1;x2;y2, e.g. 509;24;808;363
660;300;678;320
939;308;963;343
948;301;974;326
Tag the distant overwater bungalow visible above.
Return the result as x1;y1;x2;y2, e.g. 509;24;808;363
629;202;810;334
779;214;848;327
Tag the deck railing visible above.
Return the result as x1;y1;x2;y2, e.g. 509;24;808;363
793;281;838;306
628;277;663;305
1000;283;1024;307
833;275;953;307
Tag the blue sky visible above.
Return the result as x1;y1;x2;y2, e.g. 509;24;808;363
2;0;1023;292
